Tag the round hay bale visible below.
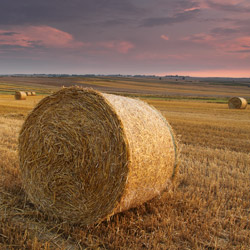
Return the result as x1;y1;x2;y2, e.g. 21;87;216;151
15;91;27;100
19;87;178;225
26;92;32;96
31;92;36;96
228;97;248;109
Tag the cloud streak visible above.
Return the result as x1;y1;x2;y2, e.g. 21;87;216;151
210;27;240;36
141;9;200;27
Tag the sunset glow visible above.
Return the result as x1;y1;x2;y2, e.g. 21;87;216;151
160;70;250;78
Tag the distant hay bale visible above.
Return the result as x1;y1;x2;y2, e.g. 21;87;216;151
15;91;27;100
19;87;178;225
31;92;36;96
26;92;32;96
228;97;248;109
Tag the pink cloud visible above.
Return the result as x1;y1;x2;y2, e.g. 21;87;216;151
161;35;169;41
200;0;250;10
234;36;250;48
217;36;250;56
98;40;134;54
0;26;84;49
208;0;248;5
183;32;250;57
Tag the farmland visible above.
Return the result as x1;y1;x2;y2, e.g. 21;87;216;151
0;76;250;249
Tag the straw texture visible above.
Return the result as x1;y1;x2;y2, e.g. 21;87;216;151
19;87;178;225
15;91;27;100
228;97;248;109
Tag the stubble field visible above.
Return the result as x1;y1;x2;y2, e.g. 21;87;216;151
0;77;250;249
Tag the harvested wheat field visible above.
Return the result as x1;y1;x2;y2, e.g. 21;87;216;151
0;80;250;249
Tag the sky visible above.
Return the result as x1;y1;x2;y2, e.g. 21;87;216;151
0;0;250;77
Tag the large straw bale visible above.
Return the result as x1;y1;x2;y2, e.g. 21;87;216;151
15;91;27;100
228;97;248;109
19;87;178;225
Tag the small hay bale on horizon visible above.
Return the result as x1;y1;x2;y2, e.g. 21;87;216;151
15;91;27;100
31;91;36;96
19;87;179;226
26;92;32;96
228;97;248;109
